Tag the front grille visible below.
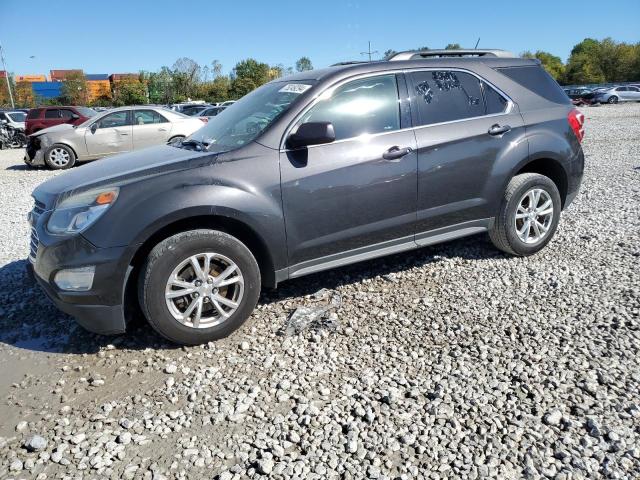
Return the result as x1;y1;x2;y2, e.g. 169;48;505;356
29;226;39;263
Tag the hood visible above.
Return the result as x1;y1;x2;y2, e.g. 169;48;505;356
33;145;216;207
30;123;76;137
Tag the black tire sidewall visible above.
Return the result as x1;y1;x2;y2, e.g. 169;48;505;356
504;177;561;256
143;231;260;345
45;144;76;170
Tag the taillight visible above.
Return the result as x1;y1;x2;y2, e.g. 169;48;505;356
198;117;208;123
568;109;585;143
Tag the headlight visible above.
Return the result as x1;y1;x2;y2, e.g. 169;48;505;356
47;187;119;235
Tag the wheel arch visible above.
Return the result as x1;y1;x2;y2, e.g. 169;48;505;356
514;157;569;209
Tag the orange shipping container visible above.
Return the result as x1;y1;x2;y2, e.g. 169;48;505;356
15;74;46;82
87;80;111;101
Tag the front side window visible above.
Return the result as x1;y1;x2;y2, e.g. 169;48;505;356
59;109;75;119
410;70;484;126
97;111;130;129
134;110;167;125
297;74;400;141
44;109;60;119
27;109;42;120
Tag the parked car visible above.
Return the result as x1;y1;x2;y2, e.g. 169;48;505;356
199;106;226;118
0;110;27;130
563;88;596;105
24;106;206;169
27;49;584;345
25;106;97;135
183;105;213;116
593;85;640;104
219;100;236;107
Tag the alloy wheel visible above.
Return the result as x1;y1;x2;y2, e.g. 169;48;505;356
514;188;554;244
49;147;70;167
164;252;244;329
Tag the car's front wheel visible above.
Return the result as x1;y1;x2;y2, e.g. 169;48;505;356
489;173;561;256
608;96;618;104
45;144;76;169
138;229;261;345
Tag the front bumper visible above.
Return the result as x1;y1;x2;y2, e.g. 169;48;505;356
28;207;134;335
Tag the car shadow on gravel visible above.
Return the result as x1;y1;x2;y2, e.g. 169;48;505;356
5;164;31;171
0;235;506;355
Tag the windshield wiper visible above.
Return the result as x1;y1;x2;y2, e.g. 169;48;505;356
176;139;209;151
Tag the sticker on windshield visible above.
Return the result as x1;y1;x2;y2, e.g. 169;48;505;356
279;84;312;94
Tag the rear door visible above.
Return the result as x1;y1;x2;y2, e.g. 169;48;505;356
407;69;528;242
626;86;640;101
132;109;171;149
280;73;418;272
85;110;133;157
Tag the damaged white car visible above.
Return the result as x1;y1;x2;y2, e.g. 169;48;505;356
25;106;207;169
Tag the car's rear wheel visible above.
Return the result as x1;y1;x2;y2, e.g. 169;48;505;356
489;173;561;256
608;96;618;104
138;229;261;345
45;144;76;169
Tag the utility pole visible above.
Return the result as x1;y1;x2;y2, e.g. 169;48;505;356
0;41;15;109
360;41;379;61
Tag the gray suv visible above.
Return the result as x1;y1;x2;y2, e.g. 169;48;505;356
28;49;585;345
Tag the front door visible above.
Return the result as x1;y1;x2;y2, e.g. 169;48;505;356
85;110;133;157
280;73;418;274
407;69;528;242
132;109;172;149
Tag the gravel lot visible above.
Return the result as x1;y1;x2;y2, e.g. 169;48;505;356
0;103;638;479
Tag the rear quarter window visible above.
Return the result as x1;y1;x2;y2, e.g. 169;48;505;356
27;109;42;120
496;65;570;104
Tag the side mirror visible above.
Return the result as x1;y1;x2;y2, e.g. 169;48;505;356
90;123;98;134
286;122;335;149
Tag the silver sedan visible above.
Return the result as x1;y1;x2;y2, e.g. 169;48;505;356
593;86;640;104
24;106;207;169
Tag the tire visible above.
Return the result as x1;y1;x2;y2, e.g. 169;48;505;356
45;144;76;169
138;229;261;345
489;173;561;256
608;96;618;104
168;135;185;145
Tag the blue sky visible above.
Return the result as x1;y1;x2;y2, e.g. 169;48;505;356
1;0;638;76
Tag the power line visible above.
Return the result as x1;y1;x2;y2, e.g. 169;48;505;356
360;41;379;62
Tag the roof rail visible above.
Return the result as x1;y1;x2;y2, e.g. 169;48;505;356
388;49;516;61
330;60;371;66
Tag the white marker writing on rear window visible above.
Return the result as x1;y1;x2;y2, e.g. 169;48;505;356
279;84;312;94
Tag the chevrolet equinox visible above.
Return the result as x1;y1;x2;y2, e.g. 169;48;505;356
27;50;585;345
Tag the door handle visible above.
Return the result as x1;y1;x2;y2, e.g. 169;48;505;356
488;124;511;136
158;128;167;131
382;146;413;160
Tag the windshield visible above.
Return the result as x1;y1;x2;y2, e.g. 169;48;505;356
9;112;26;122
76;107;98;117
185;80;315;151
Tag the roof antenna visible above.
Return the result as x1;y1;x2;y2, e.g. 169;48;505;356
360;41;379;62
474;37;481;49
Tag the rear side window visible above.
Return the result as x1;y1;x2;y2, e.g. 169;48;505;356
496;66;570;104
59;109;75;119
409;70;484;126
27;109;42;120
133;110;167;125
298;74;400;141
44;109;60;119
482;82;509;115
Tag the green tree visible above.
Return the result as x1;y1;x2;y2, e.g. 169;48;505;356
15;81;35;107
113;78;147;106
198;76;231;104
383;49;397;59
147;67;174;104
295;56;313;72
61;71;88;105
445;43;461;50
521;50;565;81
230;58;270;98
0;75;16;108
563;37;640;84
